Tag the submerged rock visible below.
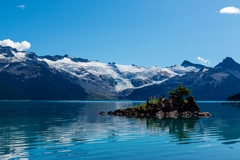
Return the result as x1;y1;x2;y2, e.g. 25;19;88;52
107;111;113;115
198;112;211;117
99;111;106;115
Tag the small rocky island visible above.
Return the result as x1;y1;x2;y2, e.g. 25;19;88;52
100;84;211;118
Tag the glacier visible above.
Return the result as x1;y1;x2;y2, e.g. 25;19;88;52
37;56;199;92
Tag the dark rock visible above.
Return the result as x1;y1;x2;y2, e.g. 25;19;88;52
192;111;199;116
165;112;170;118
155;103;164;110
99;112;106;115
169;110;179;118
134;112;139;116
181;111;192;118
155;111;165;119
162;99;173;112
107;111;113;115
118;109;124;112
184;96;200;112
108;95;210;119
155;110;165;119
155;110;164;116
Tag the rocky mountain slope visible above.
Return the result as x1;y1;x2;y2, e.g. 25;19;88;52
0;45;239;100
127;57;240;101
0;45;199;100
0;46;88;100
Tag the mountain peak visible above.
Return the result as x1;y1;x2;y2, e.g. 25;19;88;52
0;45;18;52
181;60;205;69
223;57;235;63
214;57;240;70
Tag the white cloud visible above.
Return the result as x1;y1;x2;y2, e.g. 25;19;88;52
0;39;31;51
17;5;26;9
219;6;240;14
197;57;210;65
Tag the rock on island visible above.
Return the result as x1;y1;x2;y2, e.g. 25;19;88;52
100;84;211;118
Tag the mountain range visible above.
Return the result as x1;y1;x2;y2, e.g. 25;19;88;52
0;45;239;100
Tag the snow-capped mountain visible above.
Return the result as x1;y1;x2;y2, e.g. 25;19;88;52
0;45;199;98
2;45;240;101
0;47;199;93
128;58;240;101
38;56;199;92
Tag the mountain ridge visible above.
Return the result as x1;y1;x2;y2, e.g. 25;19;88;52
181;60;205;69
0;45;239;100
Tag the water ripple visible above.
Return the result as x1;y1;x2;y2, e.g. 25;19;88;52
0;102;240;159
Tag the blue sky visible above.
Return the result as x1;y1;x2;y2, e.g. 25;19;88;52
0;0;240;68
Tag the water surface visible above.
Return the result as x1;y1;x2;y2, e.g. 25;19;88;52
0;101;240;159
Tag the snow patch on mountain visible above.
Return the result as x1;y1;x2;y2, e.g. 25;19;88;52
0;49;34;63
0;54;6;59
133;79;168;90
12;51;27;60
38;57;199;92
202;68;209;72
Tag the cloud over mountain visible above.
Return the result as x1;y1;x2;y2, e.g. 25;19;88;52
0;39;31;51
219;6;240;14
197;57;210;65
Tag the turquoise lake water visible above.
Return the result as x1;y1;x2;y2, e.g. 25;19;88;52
0;101;240;159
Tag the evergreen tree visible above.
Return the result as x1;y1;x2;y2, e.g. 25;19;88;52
168;84;191;100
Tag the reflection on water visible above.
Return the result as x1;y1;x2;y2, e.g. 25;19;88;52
145;117;200;143
0;101;240;159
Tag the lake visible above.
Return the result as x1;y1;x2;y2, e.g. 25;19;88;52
0;101;240;159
